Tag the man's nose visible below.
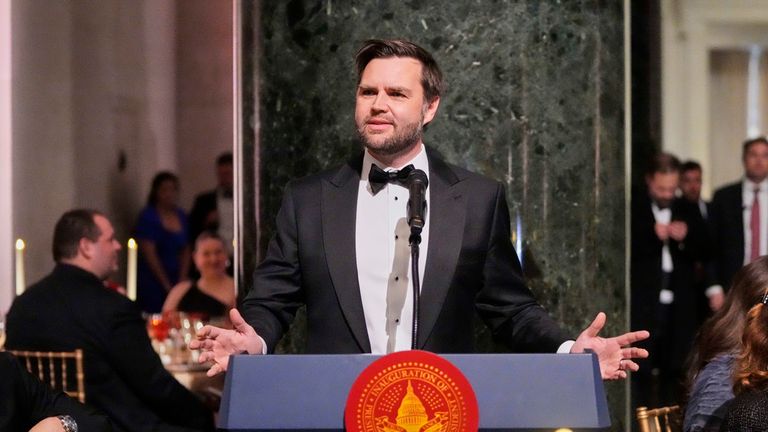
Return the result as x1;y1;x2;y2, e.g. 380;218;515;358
371;93;388;111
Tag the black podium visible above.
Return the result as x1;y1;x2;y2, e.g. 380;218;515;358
218;353;610;431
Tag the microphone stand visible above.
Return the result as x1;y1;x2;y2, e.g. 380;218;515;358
406;169;428;350
409;229;421;350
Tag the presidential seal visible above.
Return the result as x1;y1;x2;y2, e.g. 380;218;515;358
345;350;478;432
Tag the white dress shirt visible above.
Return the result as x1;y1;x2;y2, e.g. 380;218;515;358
356;146;430;354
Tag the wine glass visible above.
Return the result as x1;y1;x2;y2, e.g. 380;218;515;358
147;314;169;342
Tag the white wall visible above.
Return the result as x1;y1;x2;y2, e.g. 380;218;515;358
10;0;180;287
6;0;233;297
176;0;234;208
662;0;768;197
12;0;76;286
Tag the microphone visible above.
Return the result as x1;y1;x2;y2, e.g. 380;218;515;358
406;169;429;240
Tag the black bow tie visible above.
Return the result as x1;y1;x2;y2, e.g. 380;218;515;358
368;164;415;195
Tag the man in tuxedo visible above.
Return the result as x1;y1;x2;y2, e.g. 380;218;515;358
192;39;648;380
6;209;214;432
631;153;708;407
188;152;234;252
708;137;768;311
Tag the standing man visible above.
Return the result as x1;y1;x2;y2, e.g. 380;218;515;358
708;137;768;311
680;160;709;221
6;209;214;432
192;39;648;379
631;153;707;408
189;152;234;256
679;160;712;323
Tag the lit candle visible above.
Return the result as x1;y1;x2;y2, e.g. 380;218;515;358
127;238;137;301
15;239;25;296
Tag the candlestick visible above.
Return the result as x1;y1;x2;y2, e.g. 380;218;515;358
15;239;25;296
127;238;137;301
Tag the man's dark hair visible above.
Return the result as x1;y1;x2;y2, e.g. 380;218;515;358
216;152;233;166
681;160;702;174
355;39;445;103
647;152;681;176
52;209;104;262
147;171;179;206
743;137;768;158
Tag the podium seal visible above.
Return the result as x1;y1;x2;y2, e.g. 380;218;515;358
345;350;478;432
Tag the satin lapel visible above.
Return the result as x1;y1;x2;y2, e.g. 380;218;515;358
322;155;372;353
417;152;465;348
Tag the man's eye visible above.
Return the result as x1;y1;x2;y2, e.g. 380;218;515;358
360;89;376;96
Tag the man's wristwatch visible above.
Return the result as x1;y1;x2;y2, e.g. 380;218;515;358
57;415;78;432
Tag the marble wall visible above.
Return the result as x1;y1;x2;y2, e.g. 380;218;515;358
239;0;626;427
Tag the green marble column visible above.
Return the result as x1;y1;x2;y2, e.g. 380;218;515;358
238;0;627;428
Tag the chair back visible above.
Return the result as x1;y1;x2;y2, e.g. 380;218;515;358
8;349;85;403
636;405;682;432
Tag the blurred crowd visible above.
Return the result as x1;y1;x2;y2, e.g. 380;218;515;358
634;137;768;431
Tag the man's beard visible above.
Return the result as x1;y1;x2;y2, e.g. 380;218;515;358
357;118;424;157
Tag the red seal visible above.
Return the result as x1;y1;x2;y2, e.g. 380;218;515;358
345;350;479;432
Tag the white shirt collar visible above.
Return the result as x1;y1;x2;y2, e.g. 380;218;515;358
743;177;768;191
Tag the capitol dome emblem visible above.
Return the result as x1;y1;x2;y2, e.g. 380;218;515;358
345;350;478;432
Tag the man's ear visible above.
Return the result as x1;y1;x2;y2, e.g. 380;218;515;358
422;96;440;127
78;237;94;260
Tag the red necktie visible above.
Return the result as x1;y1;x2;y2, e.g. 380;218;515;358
752;187;761;262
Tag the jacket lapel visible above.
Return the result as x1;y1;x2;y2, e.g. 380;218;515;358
417;150;466;348
322;153;372;352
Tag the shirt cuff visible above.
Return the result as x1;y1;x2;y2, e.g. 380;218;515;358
557;340;576;354
248;335;268;355
705;285;724;298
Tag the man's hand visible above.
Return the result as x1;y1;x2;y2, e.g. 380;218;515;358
654;223;669;241
189;308;264;376
667;221;688;241
571;312;650;380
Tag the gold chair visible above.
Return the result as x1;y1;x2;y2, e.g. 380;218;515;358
8;349;86;403
636;405;682;432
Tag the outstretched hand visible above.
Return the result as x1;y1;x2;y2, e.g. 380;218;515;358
189;308;264;376
571;312;649;380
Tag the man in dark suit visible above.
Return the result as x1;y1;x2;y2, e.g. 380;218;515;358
188;152;234;246
708;137;768;311
679;160;713;323
631;153;708;407
680;160;709;222
6;209;214;432
192;39;648;379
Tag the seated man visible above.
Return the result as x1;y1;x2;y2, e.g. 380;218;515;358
6;209;214;432
0;351;111;432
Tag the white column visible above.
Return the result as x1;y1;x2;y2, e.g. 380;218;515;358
0;0;12;314
144;0;177;172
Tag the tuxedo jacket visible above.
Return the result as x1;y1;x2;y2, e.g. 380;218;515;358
708;182;746;290
241;148;570;354
630;190;708;368
6;264;214;432
188;190;218;243
0;352;111;431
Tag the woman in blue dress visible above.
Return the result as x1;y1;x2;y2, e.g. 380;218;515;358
135;172;190;313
